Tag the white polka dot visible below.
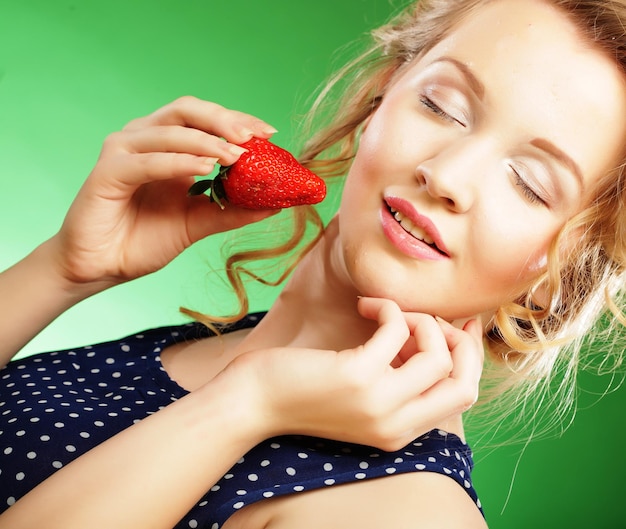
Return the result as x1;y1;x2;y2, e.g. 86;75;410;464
297;452;308;459
236;490;247;496
40;435;50;441
394;457;404;463
415;464;426;470
324;478;336;485
385;468;396;474
4;447;12;455
443;467;452;475
54;422;64;428
224;473;234;480
16;472;25;481
27;451;37;459
355;473;366;480
286;467;296;476
270;443;281;449
233;501;245;509
248;473;258;481
294;485;304;492
66;445;76;453
323;463;333;471
428;457;436;463
263;491;274;498
80;432;90;439
210;485;220;492
260;459;270;467
52;461;63;469
359;461;369;469
6;497;15;506
188;520;198;528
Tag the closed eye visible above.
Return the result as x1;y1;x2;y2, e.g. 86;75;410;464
420;96;465;126
511;167;547;206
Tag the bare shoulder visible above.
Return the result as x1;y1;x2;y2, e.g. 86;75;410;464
225;471;487;529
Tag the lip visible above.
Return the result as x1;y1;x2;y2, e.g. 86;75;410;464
380;196;451;261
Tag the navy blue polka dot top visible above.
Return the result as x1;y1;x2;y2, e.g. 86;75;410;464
0;313;483;527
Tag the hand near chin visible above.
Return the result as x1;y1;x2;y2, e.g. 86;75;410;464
227;297;484;452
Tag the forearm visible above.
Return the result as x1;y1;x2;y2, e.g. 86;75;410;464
0;372;264;529
0;237;113;367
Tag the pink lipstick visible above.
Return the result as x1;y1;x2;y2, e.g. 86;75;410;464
380;196;450;261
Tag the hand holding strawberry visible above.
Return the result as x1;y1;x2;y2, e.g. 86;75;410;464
188;137;326;210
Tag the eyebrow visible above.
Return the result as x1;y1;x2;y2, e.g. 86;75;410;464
530;138;584;191
436;56;584;191
436;56;485;100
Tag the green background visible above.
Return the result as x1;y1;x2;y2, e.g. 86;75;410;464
0;1;624;526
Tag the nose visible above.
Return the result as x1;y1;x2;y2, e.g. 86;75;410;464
415;138;492;213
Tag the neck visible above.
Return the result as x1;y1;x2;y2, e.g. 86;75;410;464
238;216;378;353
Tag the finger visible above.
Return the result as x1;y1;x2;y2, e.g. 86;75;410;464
123;97;277;145
356;297;410;364
403;311;450;359
390;326;483;414
435;317;484;381
386;311;449;369
89;152;219;196
463;315;484;346
385;346;482;442
381;384;463;447
103;126;250;169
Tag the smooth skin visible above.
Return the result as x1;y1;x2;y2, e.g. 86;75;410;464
2;0;626;527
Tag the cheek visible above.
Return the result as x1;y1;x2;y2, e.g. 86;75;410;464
473;219;552;289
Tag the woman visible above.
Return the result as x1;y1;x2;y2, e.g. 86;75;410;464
1;0;626;527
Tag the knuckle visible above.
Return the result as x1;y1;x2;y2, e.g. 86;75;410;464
172;94;200;108
456;385;479;411
433;353;454;379
372;427;406;452
101;131;124;151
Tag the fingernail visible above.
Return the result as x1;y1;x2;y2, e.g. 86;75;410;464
237;127;254;139
204;156;219;166
263;125;278;134
229;145;248;156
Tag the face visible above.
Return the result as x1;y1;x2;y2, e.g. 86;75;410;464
338;0;626;320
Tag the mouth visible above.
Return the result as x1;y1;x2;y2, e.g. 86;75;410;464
384;199;450;258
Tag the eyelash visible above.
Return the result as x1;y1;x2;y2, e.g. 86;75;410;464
511;168;546;206
420;96;458;124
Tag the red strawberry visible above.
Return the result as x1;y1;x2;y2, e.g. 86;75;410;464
188;137;326;210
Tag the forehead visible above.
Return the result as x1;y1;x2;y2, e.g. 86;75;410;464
406;0;626;189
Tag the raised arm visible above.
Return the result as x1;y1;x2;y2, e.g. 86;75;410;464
0;97;278;367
